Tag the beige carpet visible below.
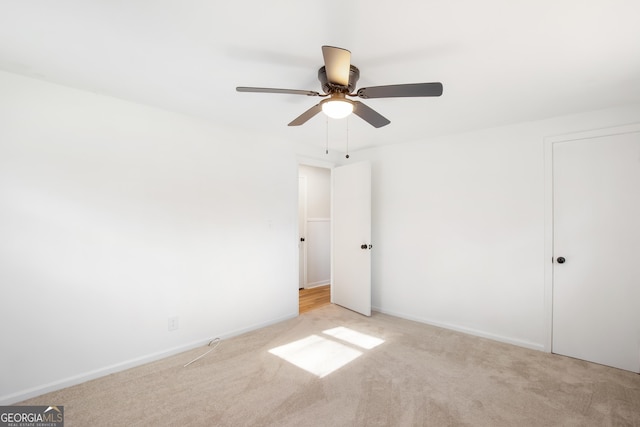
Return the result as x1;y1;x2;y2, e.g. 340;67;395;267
20;305;640;426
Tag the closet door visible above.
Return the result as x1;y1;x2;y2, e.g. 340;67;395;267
552;129;640;372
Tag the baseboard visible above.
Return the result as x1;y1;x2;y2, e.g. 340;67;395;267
0;312;298;405
304;281;330;289
216;312;298;340
371;306;545;352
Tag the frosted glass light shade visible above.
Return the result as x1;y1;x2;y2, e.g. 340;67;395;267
322;100;353;119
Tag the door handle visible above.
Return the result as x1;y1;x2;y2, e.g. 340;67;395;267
300;237;305;242
556;257;566;264
360;244;373;250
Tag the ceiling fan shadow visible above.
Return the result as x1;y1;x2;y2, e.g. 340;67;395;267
225;45;317;69
357;44;462;69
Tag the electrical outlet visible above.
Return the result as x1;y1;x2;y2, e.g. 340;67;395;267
168;316;179;331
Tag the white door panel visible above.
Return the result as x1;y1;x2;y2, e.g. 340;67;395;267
332;161;372;316
552;130;640;372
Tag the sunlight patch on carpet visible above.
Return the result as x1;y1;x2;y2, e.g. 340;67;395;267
269;334;362;378
322;326;385;349
269;327;385;378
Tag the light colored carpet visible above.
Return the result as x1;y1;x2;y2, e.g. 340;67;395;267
20;305;640;426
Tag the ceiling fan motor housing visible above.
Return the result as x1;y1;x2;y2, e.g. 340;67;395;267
318;65;360;94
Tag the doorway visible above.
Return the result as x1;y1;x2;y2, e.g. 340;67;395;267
298;164;331;312
297;161;373;317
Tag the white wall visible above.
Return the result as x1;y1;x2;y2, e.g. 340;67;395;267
298;165;331;287
3;67;638;403
361;103;640;350
0;71;299;403
299;165;331;219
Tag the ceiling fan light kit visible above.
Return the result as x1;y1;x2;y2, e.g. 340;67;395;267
236;46;443;128
321;95;354;119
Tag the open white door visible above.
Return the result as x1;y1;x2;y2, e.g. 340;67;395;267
331;161;372;316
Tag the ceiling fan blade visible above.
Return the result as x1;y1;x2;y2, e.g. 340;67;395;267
321;46;351;86
352;101;391;128
356;82;443;99
288;103;323;126
237;87;320;96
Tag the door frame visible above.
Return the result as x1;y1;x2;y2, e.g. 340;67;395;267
298;175;308;289
296;157;336;310
543;122;640;353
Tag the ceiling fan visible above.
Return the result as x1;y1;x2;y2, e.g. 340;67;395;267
236;46;443;128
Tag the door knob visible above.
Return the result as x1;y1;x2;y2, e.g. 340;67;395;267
556;257;566;264
360;244;368;249
300;237;305;242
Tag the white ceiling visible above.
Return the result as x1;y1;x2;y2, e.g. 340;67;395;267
2;0;640;152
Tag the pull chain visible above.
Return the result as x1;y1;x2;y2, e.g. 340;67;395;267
325;116;329;155
345;117;350;159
